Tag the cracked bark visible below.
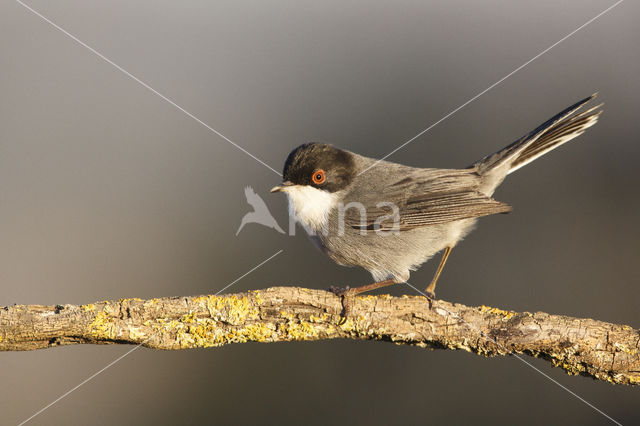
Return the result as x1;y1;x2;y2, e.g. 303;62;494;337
1;286;638;386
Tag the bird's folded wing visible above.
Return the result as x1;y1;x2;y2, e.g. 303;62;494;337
344;172;512;231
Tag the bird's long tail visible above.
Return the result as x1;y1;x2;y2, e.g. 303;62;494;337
474;94;602;175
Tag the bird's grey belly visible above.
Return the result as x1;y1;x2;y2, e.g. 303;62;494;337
312;218;477;282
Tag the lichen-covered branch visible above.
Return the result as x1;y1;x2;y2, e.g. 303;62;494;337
1;287;638;385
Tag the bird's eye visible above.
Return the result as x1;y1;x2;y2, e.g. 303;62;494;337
312;169;326;185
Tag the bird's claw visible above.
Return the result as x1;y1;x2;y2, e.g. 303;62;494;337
424;290;436;309
327;285;351;297
327;286;352;322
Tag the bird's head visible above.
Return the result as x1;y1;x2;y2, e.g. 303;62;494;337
270;143;356;230
270;143;355;194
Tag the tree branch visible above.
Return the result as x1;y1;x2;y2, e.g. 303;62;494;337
1;287;638;385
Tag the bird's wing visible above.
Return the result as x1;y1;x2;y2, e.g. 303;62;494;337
344;170;512;231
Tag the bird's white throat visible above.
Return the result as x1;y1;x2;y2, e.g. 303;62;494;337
283;185;338;233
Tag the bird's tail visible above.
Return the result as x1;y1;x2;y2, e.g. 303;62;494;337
474;94;602;176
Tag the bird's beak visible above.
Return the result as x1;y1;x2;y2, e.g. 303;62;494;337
270;181;294;193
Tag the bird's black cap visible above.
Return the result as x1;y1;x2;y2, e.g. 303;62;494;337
282;143;356;192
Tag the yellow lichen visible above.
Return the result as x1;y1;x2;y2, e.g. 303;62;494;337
203;295;260;325
249;290;264;305
81;304;95;312
559;360;589;377
358;294;392;301
283;320;319;340
139;295;263;345
89;311;117;340
142;298;162;309
0;335;3;343
128;327;146;341
119;297;143;303
613;342;637;355
479;305;516;320
309;313;330;323
145;307;276;349
358;295;378;301
339;317;357;332
242;322;275;341
180;312;198;323
277;310;323;340
280;311;294;320
177;318;276;348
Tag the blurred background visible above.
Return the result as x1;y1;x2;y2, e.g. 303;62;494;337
1;0;638;424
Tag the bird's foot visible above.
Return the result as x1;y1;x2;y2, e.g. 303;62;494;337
424;290;436;310
327;285;351;297
327;286;352;324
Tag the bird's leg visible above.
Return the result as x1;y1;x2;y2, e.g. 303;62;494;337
425;246;452;300
328;279;397;297
328;279;397;321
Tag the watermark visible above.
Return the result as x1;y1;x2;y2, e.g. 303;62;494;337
236;186;285;235
236;186;401;237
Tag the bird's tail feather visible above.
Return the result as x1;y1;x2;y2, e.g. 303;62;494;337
474;94;602;175
508;103;602;174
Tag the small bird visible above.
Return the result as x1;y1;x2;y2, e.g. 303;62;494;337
271;95;602;299
236;186;285;235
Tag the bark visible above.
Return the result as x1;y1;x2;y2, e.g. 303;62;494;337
1;287;638;385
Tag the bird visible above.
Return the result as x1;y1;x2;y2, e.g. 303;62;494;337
271;95;602;300
236;186;285;235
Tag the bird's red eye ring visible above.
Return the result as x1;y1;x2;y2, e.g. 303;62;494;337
312;169;326;185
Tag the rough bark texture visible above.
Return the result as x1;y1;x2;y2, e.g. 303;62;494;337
1;287;638;385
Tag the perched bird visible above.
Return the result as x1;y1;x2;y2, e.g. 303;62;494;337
236;186;285;235
271;95;602;299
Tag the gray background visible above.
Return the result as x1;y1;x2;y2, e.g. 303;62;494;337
1;0;638;424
